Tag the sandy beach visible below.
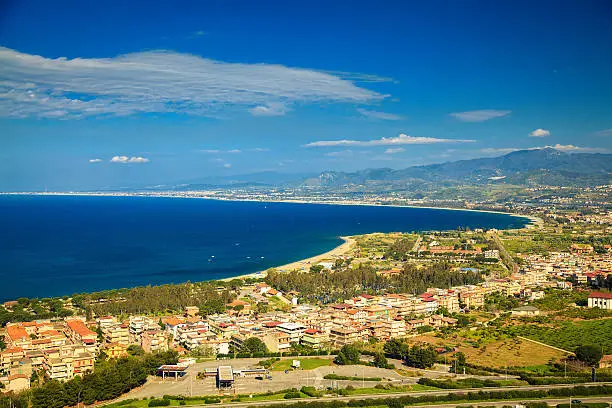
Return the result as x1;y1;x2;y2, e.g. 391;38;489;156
273;235;355;273
219;235;356;281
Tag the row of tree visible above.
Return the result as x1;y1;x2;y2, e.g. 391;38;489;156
266;262;482;303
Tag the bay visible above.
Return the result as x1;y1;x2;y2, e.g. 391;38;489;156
0;195;528;300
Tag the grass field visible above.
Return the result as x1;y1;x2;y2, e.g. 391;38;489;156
459;337;568;368
270;357;333;371
508;319;612;354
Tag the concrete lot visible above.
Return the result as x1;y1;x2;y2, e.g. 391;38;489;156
118;356;512;401
120;356;411;400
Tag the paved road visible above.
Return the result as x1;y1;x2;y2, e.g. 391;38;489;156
180;391;612;408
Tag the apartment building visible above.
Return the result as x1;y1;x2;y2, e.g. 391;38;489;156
141;329;169;353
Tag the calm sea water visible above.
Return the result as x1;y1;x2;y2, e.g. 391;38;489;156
0;195;528;300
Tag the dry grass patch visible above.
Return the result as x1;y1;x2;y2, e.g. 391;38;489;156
459;337;567;368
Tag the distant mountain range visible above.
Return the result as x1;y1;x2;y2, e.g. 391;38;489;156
303;148;612;189
138;148;611;192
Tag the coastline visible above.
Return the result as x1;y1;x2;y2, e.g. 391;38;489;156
220;235;356;282
1;192;538;288
1;190;534;222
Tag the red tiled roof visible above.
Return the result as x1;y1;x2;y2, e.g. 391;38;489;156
589;291;612;299
67;320;96;337
6;326;28;341
304;328;320;334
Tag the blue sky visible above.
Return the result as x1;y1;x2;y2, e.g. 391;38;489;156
1;0;611;191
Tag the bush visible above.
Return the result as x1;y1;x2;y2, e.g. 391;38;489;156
148;399;170;407
284;392;302;399
301;386;324;397
204;398;221;404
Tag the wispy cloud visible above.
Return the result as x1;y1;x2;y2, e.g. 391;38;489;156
480;144;609;155
0;46;387;119
303;133;475;148
189;30;206;38
325;150;353;157
88;158;103;163
450;109;511;122
249;103;290;117
357;108;404;121
596;128;612;136
480;147;522;155
384;147;405;154
110;156;150;164
529;128;551;137
200;147;269;154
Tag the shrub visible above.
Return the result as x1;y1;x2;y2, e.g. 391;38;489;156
148;399;170;407
284;392;302;399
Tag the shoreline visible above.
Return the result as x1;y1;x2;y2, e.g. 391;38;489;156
221;235;356;281
0;190;534;222
1;192;539;290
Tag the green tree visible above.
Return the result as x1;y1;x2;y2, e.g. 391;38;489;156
334;344;361;365
241;337;268;354
451;352;466;373
127;344;145;356
372;352;389;368
405;344;437;369
575;344;603;367
0;334;6;351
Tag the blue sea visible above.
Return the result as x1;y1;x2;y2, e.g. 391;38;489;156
0;195;529;300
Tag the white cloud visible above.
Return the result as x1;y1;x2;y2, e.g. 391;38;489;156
357;108;404;121
249;103;290;117
480;144;609;155
325;150;353;157
480;147;522;155
546;144;609;153
88;158;103;163
529;128;551;137
110;156;150;164
303;133;474;148
0;46;386;119
200;148;268;154
223;163;232;168
384;147;405;154
450;109;511;122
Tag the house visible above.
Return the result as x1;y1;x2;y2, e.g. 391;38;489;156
511;306;540;316
276;322;306;343
105;342;129;359
300;329;328;349
142;330;169;353
4;374;30;392
184;306;200;318
587;292;612;310
599;355;612;369
65;319;98;345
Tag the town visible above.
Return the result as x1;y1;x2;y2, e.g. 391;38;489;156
1;207;611;407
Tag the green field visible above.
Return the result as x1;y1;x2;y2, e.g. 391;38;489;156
270;357;333;371
508;319;612;354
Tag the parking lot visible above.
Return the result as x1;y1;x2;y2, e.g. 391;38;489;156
119;357;412;400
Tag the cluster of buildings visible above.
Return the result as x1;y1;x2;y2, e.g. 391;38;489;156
97;315;170;358
157;278;542;356
521;247;611;287
0;318;97;392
